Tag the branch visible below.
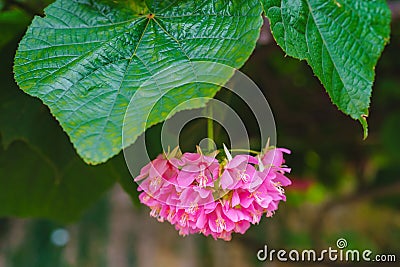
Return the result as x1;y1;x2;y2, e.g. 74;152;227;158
320;181;400;214
4;0;41;16
310;181;400;249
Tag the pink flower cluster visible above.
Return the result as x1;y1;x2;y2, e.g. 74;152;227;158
135;145;291;241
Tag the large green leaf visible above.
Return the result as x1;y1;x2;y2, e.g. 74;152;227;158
14;0;263;164
0;140;116;222
262;0;391;136
1;39;135;222
0;89;130;222
0;9;32;50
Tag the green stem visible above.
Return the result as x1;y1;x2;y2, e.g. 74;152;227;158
229;148;260;155
207;104;214;151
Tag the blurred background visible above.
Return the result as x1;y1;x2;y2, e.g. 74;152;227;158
0;1;399;266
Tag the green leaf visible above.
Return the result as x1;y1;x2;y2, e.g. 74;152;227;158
0;140;116;222
262;0;391;133
0;9;32;50
1;39;134;222
14;0;263;164
0;79;134;222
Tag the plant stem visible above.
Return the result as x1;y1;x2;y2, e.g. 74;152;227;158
229;149;260;155
207;104;214;151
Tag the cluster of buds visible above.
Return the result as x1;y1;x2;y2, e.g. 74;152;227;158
135;144;291;241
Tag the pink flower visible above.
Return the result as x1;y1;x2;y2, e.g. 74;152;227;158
176;153;219;188
220;155;258;190
134;144;292;241
135;155;179;198
208;203;235;236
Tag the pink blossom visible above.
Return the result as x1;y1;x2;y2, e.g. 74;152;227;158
135;145;291;241
176;153;219;188
220;155;258;190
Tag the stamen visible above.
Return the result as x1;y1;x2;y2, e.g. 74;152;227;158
215;218;226;232
187;202;198;214
238;170;250;183
180;214;188;227
197;171;208;188
273;182;285;194
150;208;160;218
253;191;263;203
150;176;162;189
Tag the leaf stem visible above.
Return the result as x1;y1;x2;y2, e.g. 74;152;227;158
229;149;260;155
207;104;214;151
